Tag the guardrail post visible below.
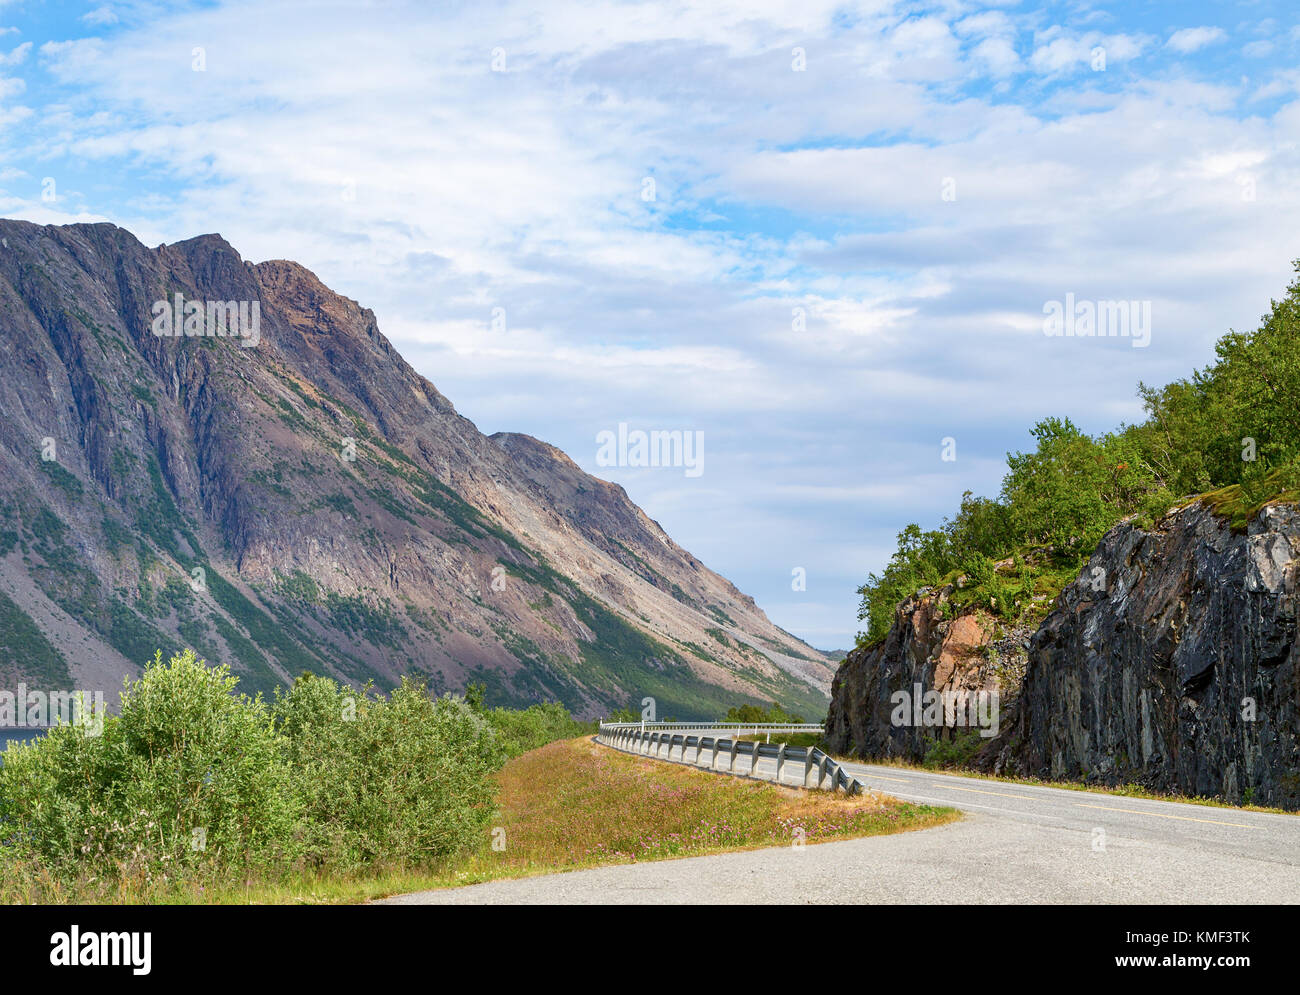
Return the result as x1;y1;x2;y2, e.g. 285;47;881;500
803;748;815;788
775;743;787;785
710;739;720;771
749;741;761;778
728;739;738;773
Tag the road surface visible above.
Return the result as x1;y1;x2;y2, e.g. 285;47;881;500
378;734;1300;904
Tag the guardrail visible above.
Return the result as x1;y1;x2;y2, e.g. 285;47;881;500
598;720;825;742
595;722;866;795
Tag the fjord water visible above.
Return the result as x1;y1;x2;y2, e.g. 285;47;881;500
0;728;44;762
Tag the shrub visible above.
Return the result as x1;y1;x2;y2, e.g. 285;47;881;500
0;649;298;878
0;654;584;886
481;701;592;759
724;702;805;724
273;674;504;868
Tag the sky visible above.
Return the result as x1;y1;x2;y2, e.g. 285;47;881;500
2;0;1299;650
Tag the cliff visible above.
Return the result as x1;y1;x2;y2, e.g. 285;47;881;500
826;498;1300;808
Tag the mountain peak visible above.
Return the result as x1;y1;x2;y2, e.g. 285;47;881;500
0;219;832;719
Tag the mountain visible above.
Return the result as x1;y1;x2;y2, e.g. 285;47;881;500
0;219;833;719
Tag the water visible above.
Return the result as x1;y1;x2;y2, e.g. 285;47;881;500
0;728;45;762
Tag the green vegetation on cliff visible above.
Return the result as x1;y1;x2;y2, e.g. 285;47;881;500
859;263;1300;645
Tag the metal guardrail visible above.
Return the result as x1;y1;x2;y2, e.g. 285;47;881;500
595;722;866;795
598;721;824;742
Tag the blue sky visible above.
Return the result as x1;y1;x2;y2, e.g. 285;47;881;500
4;0;1300;649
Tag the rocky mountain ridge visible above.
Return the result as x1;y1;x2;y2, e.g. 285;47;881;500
0;219;833;719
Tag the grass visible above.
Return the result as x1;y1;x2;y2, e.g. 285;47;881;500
0;736;957;904
1199;474;1300;532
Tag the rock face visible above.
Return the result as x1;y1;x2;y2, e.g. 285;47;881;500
982;501;1300;807
0;220;833;718
827;498;1300;808
824;592;1004;761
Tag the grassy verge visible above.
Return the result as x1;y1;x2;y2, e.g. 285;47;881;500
1;737;958;904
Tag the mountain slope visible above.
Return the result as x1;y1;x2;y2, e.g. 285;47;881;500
0;219;832;719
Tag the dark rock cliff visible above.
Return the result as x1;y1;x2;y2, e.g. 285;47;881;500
827;499;1300;808
982;501;1300;807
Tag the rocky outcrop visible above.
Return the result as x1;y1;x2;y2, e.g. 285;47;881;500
824;591;1006;761
0;220;833;718
827;498;1300;808
980;501;1300;807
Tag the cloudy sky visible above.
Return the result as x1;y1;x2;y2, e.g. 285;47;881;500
3;0;1299;649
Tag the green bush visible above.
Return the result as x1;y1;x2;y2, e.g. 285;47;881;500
922;730;986;769
859;262;1300;645
724;702;805;724
479;700;593;760
0;653;542;883
273;673;504;868
0;649;297;878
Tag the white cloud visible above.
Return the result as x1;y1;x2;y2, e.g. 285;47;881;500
0;40;29;65
81;6;119;27
1166;26;1226;54
1029;31;1146;74
10;0;1300;646
972;37;1019;76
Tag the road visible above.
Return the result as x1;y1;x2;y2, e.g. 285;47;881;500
377;734;1300;904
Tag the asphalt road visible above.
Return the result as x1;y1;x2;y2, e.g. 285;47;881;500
378;734;1300;904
